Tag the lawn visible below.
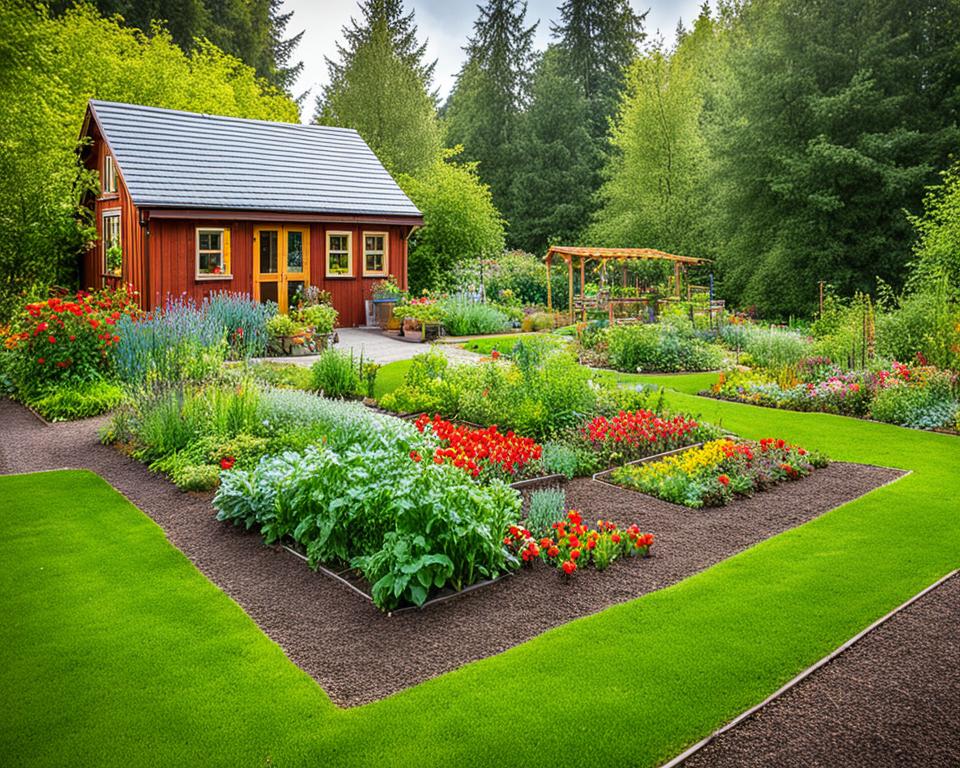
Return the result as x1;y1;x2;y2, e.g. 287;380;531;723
3;376;958;767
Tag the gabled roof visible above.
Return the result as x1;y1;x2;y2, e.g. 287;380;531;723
85;100;422;220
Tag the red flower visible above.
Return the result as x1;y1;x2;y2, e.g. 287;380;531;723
491;349;501;359
718;474;730;486
570;549;581;561
547;546;560;558
48;335;56;344
562;560;577;575
220;456;235;470
611;533;621;544
409;450;422;462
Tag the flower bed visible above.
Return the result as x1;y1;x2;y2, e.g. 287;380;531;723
705;361;959;430
504;509;654;577
413;413;543;481
610;437;829;508
582;409;717;467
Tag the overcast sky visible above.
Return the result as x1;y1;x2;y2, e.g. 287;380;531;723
284;0;706;120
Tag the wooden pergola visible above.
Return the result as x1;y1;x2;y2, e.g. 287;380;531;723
545;246;711;322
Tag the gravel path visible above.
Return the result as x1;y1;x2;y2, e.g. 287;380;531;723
682;573;960;768
0;398;904;707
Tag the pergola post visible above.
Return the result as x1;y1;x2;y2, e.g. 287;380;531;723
567;256;574;323
580;257;586;322
545;252;552;311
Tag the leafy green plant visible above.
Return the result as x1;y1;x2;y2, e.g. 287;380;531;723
541;441;579;478
607;322;723;373
296;304;338;335
25;380;125;422
441;298;511;336
310;349;361;398
525;488;566;536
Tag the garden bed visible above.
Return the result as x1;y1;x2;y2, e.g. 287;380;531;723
0;399;905;707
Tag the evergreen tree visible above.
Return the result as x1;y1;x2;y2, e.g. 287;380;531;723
707;0;960;316
444;0;537;220
551;0;646;137
323;0;435;93
510;46;597;253
314;0;440;176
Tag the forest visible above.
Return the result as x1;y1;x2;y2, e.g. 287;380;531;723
1;0;960;320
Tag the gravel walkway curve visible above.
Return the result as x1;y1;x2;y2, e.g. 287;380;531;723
681;573;960;768
0;398;904;707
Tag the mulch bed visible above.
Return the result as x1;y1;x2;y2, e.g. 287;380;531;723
682;573;960;768
0;398;905;707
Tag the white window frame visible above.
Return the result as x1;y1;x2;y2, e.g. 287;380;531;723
362;231;389;277
103;154;118;195
326;231;353;277
101;209;121;275
195;227;229;280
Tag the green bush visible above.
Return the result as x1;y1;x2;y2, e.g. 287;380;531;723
719;323;812;370
310;350;361;398
541;441;579;478
869;376;959;429
441;298;511;336
525;488;566;536
607;322;723;372
25;380;125;422
296;304;338;335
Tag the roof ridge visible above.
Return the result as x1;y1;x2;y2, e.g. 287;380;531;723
88;99;359;135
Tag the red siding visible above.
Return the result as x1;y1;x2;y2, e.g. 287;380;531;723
146;219;410;326
82;125;145;306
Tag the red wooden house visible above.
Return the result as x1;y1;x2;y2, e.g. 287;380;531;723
79;100;423;326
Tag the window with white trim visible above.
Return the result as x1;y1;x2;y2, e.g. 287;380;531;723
326;231;352;276
103;154;117;194
362;232;388;276
196;228;230;277
102;211;121;275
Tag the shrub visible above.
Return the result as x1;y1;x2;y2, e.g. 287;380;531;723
869;371;959;429
607;322;723;372
441;298;511;336
296;303;338;334
310;349;361;398
483;250;568;310
541;441;579;478
720;323;812;370
3;286;140;395
520;311;559;332
526;489;566;536
25;379;125;421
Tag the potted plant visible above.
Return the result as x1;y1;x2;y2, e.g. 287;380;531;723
106;243;122;277
371;276;405;328
267;313;315;356
295;303;339;351
392;297;444;342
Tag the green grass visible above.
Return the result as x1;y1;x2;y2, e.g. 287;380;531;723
373;358;413;399
459;332;563;356
3;376;959;767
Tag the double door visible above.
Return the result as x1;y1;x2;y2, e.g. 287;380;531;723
253;225;309;313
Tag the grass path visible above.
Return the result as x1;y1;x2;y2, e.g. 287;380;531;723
3;375;958;767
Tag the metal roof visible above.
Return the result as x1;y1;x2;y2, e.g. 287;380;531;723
86;100;423;219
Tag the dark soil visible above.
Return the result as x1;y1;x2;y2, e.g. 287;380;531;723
0;398;905;707
683;573;960;768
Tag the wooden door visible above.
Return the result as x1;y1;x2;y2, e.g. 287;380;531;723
253;225;310;313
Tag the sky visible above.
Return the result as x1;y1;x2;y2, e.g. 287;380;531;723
284;0;706;120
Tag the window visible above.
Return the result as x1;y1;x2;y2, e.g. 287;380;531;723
326;231;353;276
102;211;121;275
103;154;117;195
196;227;231;278
362;232;388;276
